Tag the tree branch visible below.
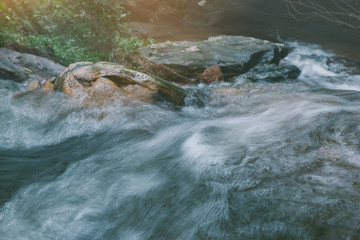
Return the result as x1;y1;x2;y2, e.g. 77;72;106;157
285;0;360;29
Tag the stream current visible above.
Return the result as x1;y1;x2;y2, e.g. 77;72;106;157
1;41;360;239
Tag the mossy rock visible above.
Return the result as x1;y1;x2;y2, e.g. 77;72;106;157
53;62;187;106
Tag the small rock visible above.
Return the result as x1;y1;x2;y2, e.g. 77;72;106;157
209;87;245;105
27;79;41;90
42;77;55;92
199;65;224;84
241;64;301;83
211;88;244;98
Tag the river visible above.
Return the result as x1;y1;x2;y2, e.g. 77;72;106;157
1;1;360;238
1;39;360;239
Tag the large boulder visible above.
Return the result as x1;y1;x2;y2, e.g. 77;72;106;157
130;35;289;84
0;48;65;82
52;62;187;106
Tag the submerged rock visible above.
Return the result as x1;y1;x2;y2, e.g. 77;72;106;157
240;64;301;82
52;62;187;106
210;88;245;105
130;35;289;83
0;48;65;82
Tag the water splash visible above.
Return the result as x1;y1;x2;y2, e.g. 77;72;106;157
283;41;360;91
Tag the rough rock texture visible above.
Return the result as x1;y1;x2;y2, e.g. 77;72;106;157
199;65;224;84
0;48;65;82
42;77;55;92
240;64;301;82
53;62;187;106
130;35;289;83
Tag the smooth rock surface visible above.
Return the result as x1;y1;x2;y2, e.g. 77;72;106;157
131;35;289;83
0;48;65;82
53;62;187;106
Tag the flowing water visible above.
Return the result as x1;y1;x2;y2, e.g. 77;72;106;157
1;41;360;239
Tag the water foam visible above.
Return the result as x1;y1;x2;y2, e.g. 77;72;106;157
283;41;360;91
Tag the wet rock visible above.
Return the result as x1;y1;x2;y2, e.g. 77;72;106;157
240;64;301;82
130;35;289;83
26;79;42;90
211;88;245;98
208;87;267;106
0;56;28;82
210;88;245;105
326;56;360;75
79;82;155;108
0;48;65;82
42;77;55;92
199;65;224;84
53;62;187;106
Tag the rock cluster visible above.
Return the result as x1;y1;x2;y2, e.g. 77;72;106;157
3;35;302;107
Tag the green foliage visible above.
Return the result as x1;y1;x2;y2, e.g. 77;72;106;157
112;36;154;62
0;0;150;65
26;35;106;65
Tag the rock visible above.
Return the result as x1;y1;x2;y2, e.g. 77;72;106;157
53;62;187;106
130;35;289;83
26;79;41;90
42;77;55;92
79;82;155;107
0;56;28;82
209;87;262;106
326;56;360;75
210;88;245;103
199;65;224;84
0;48;66;82
240;64;301;82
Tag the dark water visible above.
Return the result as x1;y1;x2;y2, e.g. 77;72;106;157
139;0;360;62
1;41;360;239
